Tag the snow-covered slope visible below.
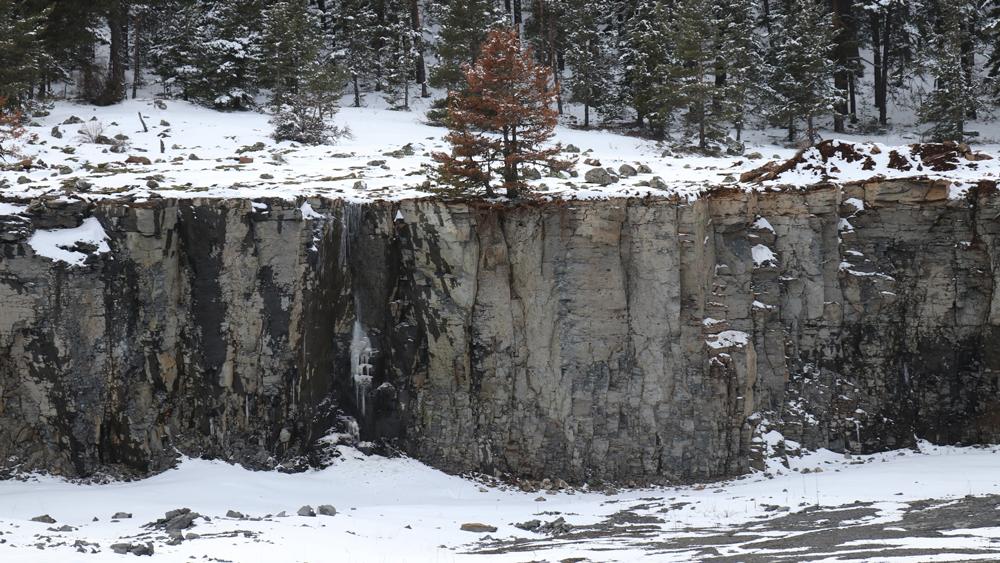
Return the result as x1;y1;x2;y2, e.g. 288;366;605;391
1;442;1000;562
4;98;999;205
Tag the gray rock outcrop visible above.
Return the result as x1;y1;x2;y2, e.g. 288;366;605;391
2;179;1000;484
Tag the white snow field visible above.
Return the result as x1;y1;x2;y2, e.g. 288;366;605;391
1;442;1000;562
3;96;1000;205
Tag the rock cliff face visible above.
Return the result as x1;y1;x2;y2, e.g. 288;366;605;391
2;178;1000;483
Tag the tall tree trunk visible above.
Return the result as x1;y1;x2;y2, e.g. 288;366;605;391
961;19;976;119
131;10;142;99
848;70;857;122
871;10;889;126
831;0;856;134
353;75;361;107
410;0;429;97
99;0;128;105
584;102;590;128
546;7;561;114
879;11;890;126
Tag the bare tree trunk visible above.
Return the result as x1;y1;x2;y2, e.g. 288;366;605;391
879;11;890;126
131;10;142;99
353;75;361;107
549;44;561;114
584;103;589;128
831;0;856;134
98;0;128;105
410;0;429;97
961;19;976;119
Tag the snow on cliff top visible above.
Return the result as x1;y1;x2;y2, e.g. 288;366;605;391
1;98;998;205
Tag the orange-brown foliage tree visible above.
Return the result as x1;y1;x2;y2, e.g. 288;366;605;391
0;97;28;161
433;28;570;198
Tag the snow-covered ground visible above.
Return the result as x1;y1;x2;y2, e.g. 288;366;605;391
1;442;1000;562
3;96;999;206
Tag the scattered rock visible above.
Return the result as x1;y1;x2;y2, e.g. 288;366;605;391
188;153;200;160
17;176;30;184
146;180;160;188
317;505;337;516
367;159;386;167
48;524;75;532
522;167;542;180
112;512;132;519
226;510;245;519
725;138;745;156
111;542;154;556
145;508;200;532
583;157;601;167
515;519;541;531
584;167;617;185
460;522;497;533
30;515;56;524
297;505;316;517
538;516;573;535
637;164;652;174
564;144;580;153
260;173;274;180
62;116;83;125
154;100;167;110
159;119;170;127
126;155;152;165
746;151;764;160
649;176;668;189
50;126;62;139
238;156;254;164
618;164;637;177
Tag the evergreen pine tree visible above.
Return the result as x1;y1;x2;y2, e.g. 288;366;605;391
765;0;840;143
378;3;417;109
192;0;262;109
919;0;980;141
149;1;201;100
0;1;48;107
429;0;506;91
619;0;673;137
261;0;344;143
714;0;763;141
664;0;725;148
562;0;617;127
260;0;326;106
329;0;377;107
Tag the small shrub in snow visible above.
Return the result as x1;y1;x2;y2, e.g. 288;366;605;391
77;120;106;144
270;103;329;145
269;100;348;145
